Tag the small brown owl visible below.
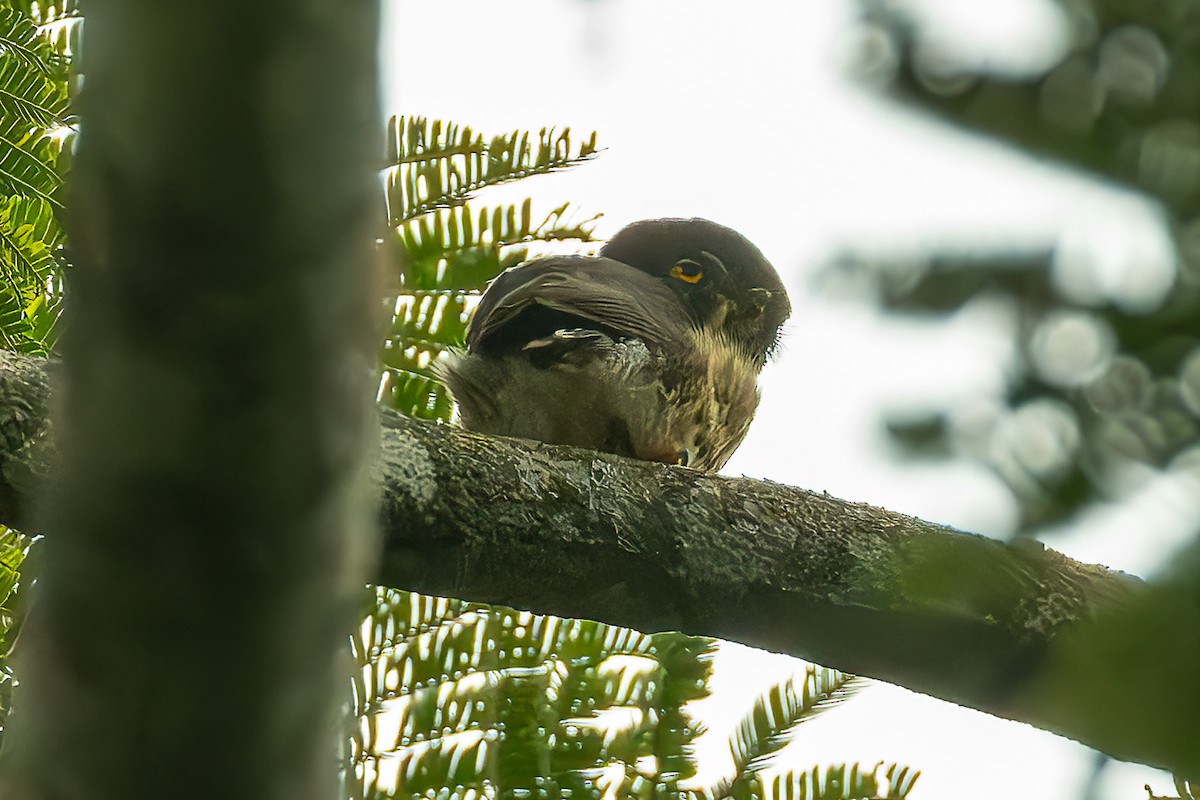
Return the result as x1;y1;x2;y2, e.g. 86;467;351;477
438;218;790;471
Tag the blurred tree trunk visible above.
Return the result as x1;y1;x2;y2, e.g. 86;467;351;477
3;2;382;799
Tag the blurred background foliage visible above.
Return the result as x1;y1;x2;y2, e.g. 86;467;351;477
827;0;1200;536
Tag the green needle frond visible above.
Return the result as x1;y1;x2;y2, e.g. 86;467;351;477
0;3;71;361
4;0;81;30
0;5;68;76
384;115;599;224
0;194;63;277
349;589;713;799
710;667;861;799
0;116;63;206
394;200;600;292
755;761;921;800
733;668;859;775
0;35;70;129
0;280;59;354
0;527;32;735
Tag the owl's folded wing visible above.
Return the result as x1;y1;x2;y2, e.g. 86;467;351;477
466;256;690;354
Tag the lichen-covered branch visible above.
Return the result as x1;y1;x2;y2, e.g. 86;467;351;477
0;352;1195;778
375;409;1197;779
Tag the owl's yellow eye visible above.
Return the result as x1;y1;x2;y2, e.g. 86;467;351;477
670;259;704;284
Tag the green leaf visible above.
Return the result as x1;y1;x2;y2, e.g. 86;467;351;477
349;589;713;800
0;527;32;736
385;116;599;224
0;116;65;206
394;201;599;292
0;279;60;354
0;6;68;77
750;761;921;800
0;43;70;129
4;0;81;31
719;666;861;797
0;193;63;274
0;195;64;353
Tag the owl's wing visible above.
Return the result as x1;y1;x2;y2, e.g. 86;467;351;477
466;255;689;353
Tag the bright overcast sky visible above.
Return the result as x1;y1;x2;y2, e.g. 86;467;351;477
382;2;1187;797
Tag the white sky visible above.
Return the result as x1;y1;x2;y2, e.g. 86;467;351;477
382;1;1191;797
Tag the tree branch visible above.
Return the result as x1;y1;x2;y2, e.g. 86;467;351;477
0;350;1195;779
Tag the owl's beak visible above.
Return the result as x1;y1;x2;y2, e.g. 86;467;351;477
749;286;788;310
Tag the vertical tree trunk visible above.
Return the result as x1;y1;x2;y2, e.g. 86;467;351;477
6;2;382;798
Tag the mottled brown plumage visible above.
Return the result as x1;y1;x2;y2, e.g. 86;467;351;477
438;218;790;471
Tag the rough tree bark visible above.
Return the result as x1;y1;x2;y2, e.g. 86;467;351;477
0;350;1195;779
1;2;382;799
